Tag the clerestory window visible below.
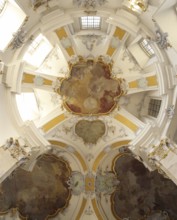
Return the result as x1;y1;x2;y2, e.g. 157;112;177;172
148;99;161;118
0;0;26;51
139;38;155;58
80;16;101;30
23;34;53;67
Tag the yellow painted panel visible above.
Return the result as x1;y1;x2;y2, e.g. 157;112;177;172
114;27;126;40
23;73;52;85
55;27;67;40
111;140;131;149
43;79;53;86
76;198;87;220
92;199;104;220
114;114;138;132
92;151;106;172
49;140;67;148
66;47;75;56
147;75;157;86
85;176;95;192
22;73;35;83
128;80;138;88
74;151;87;172
106;46;116;56
42;114;67;132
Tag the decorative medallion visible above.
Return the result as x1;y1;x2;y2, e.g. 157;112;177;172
75;120;106;144
57;56;126;115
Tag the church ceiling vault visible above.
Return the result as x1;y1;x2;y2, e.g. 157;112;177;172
1;0;177;219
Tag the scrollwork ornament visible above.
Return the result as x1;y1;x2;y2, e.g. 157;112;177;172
85;206;94;215
11;28;27;50
67;172;85;195
149;140;170;160
73;0;107;9
149;19;172;49
2;137;31;161
79;34;106;51
166;105;175;119
8;17;28;50
31;0;51;10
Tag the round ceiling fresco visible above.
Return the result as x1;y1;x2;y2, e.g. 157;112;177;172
58;56;126;115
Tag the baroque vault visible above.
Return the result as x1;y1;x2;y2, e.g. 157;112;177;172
1;0;177;219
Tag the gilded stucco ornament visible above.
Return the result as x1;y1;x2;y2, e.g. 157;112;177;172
127;0;148;12
31;0;51;9
73;0;107;9
78;34;106;51
66;169;120;198
148;143;168;161
148;138;174;163
2;137;31;161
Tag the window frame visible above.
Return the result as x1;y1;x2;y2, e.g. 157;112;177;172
139;38;155;58
148;98;162;118
80;16;101;30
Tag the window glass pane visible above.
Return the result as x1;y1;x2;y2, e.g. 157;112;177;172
81;16;101;30
148;99;161;118
139;39;155;58
0;0;26;51
16;93;40;121
23;34;53;67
